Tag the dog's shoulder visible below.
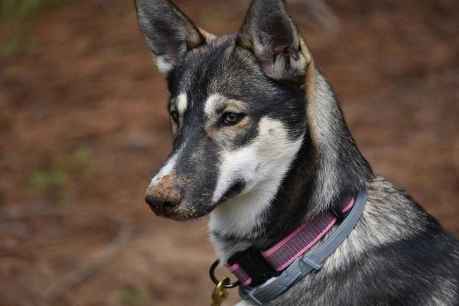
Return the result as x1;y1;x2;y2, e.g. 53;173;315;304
366;176;459;249
363;176;459;298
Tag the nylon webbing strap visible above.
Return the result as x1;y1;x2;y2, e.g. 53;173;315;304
240;191;368;305
228;247;278;287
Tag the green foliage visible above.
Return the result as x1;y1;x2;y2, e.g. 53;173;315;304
63;146;94;177
119;287;147;306
0;34;20;56
28;146;94;205
30;167;67;192
0;32;36;57
0;0;72;57
0;0;66;22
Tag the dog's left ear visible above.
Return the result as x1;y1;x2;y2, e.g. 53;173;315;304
238;0;310;83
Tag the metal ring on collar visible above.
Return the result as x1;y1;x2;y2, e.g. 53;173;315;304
209;259;240;289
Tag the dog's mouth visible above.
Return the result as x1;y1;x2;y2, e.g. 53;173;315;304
148;202;207;221
151;181;246;221
151;204;214;222
220;180;246;203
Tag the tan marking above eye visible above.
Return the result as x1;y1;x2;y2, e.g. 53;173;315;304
205;115;252;147
204;94;248;124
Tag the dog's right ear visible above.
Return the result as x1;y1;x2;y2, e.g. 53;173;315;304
135;0;206;74
238;0;310;83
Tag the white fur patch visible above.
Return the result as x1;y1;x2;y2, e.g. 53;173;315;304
204;94;248;127
209;117;304;238
176;93;188;116
156;56;174;74
204;94;224;118
149;148;182;187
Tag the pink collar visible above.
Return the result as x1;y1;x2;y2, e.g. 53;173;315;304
227;197;355;287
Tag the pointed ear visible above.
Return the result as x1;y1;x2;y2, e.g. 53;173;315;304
238;0;310;83
135;0;207;74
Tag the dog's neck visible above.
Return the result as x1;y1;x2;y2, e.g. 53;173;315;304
209;71;373;262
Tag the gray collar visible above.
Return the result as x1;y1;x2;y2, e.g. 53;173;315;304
239;191;368;305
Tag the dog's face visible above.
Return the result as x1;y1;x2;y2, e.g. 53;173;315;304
137;0;310;221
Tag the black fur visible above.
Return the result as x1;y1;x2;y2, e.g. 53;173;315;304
135;0;459;305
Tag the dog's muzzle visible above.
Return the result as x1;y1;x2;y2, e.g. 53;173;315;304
145;174;182;217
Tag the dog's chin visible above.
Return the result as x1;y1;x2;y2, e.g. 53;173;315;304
153;204;215;222
163;209;210;221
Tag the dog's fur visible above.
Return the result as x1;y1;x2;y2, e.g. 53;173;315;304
135;0;459;305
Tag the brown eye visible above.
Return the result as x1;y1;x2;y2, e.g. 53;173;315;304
221;112;246;127
170;110;179;123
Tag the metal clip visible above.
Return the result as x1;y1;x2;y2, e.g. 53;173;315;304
211;278;231;306
209;259;240;306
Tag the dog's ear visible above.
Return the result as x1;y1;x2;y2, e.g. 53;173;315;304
238;0;310;83
135;0;206;74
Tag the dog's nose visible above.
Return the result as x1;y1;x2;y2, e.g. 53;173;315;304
145;174;182;215
145;195;178;211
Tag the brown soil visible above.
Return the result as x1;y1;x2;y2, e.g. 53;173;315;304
1;1;458;306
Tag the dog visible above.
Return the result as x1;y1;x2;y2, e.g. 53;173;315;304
135;0;459;305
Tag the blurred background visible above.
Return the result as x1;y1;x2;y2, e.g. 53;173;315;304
0;0;458;305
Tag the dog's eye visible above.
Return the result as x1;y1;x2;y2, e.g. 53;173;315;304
221;112;246;127
170;110;179;123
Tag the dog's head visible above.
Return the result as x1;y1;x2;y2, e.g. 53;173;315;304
137;0;313;221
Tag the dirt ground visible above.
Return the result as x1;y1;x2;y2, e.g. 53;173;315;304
0;1;458;306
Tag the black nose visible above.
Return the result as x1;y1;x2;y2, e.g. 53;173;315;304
145;195;179;215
